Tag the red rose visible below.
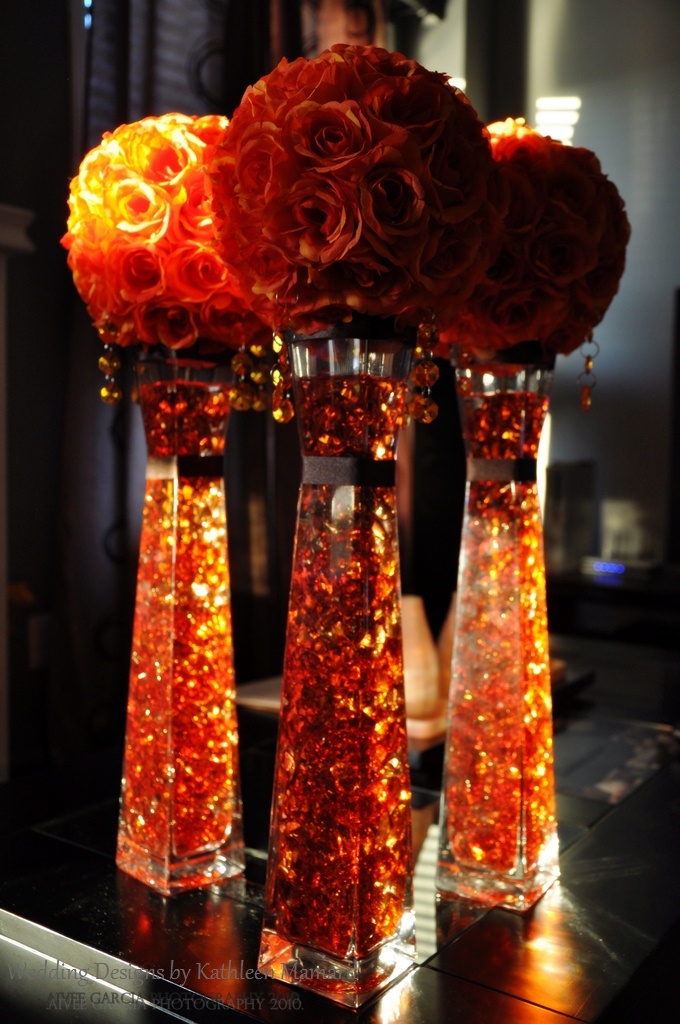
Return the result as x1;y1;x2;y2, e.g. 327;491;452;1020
426;135;493;227
297;179;362;265
420;220;483;286
485;246;532;291
442;118;630;355
209;43;499;330
289;99;375;169
198;304;270;350
360;164;428;261
529;221;598;286
500;162;547;233
242;242;296;301
233;122;300;208
364;71;454;148
548;158;598;220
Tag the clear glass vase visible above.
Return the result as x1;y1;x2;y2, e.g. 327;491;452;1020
257;323;416;1008
116;355;244;895
437;349;559;910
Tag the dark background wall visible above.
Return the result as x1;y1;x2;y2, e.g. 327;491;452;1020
1;0;678;778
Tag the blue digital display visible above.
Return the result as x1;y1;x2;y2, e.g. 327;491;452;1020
592;560;626;575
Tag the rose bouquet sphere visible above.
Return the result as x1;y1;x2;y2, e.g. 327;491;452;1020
209;44;504;334
62;112;266;353
440;118;631;357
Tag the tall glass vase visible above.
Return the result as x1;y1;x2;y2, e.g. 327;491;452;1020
258;322;416;1008
116;355;244;895
437;347;559;910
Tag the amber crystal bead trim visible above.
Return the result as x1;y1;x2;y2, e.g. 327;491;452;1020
437;362;559;910
258;353;416;1008
116;373;244;895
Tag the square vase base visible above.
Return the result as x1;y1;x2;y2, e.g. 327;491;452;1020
116;835;244;896
436;857;560;913
257;926;416;1009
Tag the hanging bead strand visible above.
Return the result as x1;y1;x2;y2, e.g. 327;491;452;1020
578;335;599;411
271;330;295;423
248;341;269;412
98;324;122;404
408;316;439;423
229;344;255;411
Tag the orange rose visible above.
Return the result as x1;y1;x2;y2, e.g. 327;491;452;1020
125;127;194;188
164;243;228;303
106;238;164;306
173;175;213;243
67;240;110;325
133;302;198;349
63;112;263;352
105;178;172;242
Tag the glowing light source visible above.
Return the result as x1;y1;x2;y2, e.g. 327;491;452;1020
534;96;582;144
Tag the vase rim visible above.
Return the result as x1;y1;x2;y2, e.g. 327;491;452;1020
454;341;556;370
285;313;417;345
137;342;232;368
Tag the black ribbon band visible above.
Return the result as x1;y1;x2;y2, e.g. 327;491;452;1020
302;456;396;487
147;455;224;479
467;457;537;483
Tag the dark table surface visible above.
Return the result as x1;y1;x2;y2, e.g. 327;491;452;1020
1;634;679;1023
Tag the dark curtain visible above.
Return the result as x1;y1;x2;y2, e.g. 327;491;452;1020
49;0;307;765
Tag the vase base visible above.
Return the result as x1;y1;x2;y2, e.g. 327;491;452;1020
436;842;560;912
116;837;245;897
257;925;416;1009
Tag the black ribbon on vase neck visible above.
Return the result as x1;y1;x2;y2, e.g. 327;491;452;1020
302;456;396;487
147;455;225;479
466;457;537;483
